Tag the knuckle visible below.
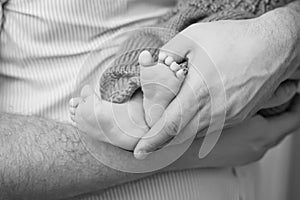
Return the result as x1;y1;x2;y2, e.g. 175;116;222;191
245;153;264;164
163;121;180;136
249;143;263;154
252;152;266;162
258;131;280;149
267;137;283;149
249;139;266;155
144;141;159;151
249;136;270;157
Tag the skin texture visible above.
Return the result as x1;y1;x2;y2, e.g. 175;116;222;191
70;51;186;150
140;50;186;127
70;86;149;151
0;113;148;199
133;1;300;159
169;95;300;170
1;95;300;199
0;2;300;199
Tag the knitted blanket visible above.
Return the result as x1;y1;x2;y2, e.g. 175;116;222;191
100;0;294;115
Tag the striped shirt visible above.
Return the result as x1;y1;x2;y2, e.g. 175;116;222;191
1;0;287;200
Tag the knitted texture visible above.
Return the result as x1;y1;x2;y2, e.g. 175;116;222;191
100;0;295;114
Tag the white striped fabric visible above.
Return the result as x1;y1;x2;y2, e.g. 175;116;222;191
76;168;240;200
0;1;243;200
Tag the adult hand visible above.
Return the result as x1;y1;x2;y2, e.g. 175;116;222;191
134;12;300;159
167;95;300;170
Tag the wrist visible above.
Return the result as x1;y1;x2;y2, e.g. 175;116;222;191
256;2;300;49
248;2;300;79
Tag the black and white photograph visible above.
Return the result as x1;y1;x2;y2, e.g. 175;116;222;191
0;0;299;199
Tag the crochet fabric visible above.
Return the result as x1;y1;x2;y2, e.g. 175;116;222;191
100;0;294;115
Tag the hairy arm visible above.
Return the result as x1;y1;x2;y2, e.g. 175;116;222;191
257;0;300;73
0;91;298;200
0;113;153;200
0;2;299;200
133;0;300;156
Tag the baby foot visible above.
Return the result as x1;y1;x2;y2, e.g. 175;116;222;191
69;85;149;150
139;50;187;127
70;85;108;142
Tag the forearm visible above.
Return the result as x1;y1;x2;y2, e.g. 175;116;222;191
0;113;152;200
231;0;300;117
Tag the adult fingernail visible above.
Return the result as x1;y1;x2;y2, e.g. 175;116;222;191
134;150;151;160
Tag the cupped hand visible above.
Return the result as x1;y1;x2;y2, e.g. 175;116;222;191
166;95;300;170
134;17;300;159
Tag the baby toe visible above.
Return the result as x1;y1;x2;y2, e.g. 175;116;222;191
170;62;180;72
159;47;185;64
69;98;81;107
164;56;174;66
139;50;154;67
158;51;168;62
71;120;77;127
70;107;76;115
176;68;188;80
70;114;76;123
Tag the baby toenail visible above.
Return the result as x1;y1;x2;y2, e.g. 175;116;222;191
165;57;174;65
176;70;185;78
170;62;180;71
69;99;76;106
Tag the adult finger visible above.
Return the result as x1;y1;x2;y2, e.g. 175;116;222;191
289;67;300;80
159;30;194;63
264;95;300;148
133;35;208;159
133;71;204;159
134;34;227;159
261;80;298;109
